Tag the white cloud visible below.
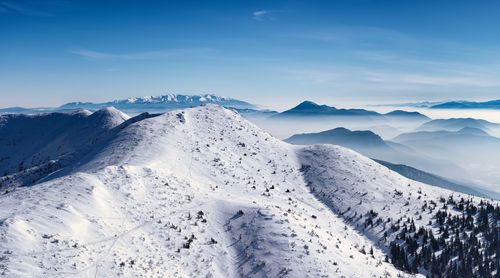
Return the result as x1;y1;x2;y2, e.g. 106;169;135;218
253;10;273;21
69;48;212;60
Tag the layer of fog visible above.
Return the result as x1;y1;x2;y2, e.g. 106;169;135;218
248;116;422;140
368;107;500;137
244;109;500;198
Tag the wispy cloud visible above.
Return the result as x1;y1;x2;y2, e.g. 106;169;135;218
0;1;53;16
280;23;500;93
281;62;500;93
284;26;416;46
69;48;212;60
286;25;500;65
364;70;500;88
253;10;279;21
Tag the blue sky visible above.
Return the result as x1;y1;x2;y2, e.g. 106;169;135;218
1;0;500;109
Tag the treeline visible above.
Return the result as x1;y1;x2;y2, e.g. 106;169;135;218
389;197;499;277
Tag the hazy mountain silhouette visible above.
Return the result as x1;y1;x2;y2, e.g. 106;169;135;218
417;118;500;132
274;101;381;118
284;127;467;182
431;100;500;109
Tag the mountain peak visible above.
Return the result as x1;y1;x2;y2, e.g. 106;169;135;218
287;100;336;112
276;101;381;118
65;108;92;116
384;110;430;120
88;107;130;128
295;100;321;108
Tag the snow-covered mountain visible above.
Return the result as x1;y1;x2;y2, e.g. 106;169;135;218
0;105;497;277
0;108;131;189
374;159;496;199
60;94;257;111
0;94;257;115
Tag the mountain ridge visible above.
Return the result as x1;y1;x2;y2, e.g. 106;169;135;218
0;94;257;115
417;117;500;132
61;94;257;110
285;127;388;148
284;126;469;184
0;108;131;189
272;101;429;123
431;99;500;109
374;159;497;199
383;110;430;120
275;101;381;118
0;105;497;277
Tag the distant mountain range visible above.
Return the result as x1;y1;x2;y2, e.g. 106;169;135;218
61;94;257;110
383;110;430;121
375;99;500;109
273;101;429;121
430;100;500;109
393;127;499;145
285;127;388;148
275;101;380;117
416;118;500;132
392;125;500;187
370;101;445;108
284;125;500;198
0;94;257;114
284;127;466;182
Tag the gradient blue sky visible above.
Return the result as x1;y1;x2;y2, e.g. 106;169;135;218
1;0;500;109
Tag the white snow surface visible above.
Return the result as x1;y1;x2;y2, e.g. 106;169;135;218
0;108;130;188
1;105;492;277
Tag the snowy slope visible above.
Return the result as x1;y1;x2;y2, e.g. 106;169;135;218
0;108;129;189
0;105;496;277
